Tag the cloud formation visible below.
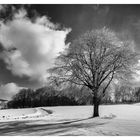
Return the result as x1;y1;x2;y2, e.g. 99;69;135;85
0;8;71;85
0;83;22;100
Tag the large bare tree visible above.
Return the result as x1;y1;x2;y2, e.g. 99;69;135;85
48;28;139;117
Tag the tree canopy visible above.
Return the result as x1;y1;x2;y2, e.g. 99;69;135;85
48;27;139;117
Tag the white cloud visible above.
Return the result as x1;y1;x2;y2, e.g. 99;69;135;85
0;83;22;100
0;8;71;85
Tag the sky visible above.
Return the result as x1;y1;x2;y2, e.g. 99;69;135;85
1;4;140;99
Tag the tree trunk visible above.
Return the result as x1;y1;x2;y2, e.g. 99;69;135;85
93;96;99;117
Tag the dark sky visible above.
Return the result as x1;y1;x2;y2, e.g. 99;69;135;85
1;4;140;89
30;5;140;43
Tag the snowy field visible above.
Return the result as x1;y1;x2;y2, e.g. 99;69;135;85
0;104;140;135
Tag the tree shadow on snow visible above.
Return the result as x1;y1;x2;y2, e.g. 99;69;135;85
0;117;108;136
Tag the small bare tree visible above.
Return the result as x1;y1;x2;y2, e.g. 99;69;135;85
48;28;139;117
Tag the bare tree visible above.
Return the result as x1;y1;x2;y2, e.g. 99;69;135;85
48;28;139;117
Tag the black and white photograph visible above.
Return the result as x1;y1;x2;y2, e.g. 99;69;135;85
0;2;140;136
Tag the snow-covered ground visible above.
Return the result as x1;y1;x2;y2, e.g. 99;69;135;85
0;104;140;135
0;108;50;122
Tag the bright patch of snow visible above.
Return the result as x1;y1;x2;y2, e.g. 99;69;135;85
0;108;49;122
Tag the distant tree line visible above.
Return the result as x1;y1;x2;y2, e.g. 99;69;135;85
113;85;140;104
7;86;80;108
7;84;140;109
